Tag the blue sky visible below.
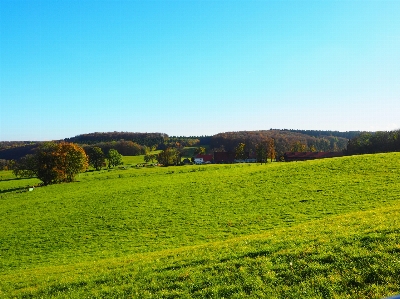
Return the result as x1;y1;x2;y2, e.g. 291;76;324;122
1;0;399;141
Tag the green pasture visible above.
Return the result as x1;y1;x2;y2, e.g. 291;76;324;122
122;154;157;166
1;153;400;298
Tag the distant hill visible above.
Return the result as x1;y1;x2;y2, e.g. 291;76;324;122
0;143;38;160
0;129;364;161
209;130;353;156
64;132;167;147
0;141;39;151
277;129;363;140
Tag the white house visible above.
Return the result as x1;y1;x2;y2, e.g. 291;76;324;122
194;157;204;164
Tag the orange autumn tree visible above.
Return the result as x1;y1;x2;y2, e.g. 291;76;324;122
14;142;88;185
58;142;89;182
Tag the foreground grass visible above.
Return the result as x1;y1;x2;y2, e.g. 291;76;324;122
1;202;400;298
1;153;400;297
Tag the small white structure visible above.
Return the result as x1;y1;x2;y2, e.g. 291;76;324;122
194;158;204;165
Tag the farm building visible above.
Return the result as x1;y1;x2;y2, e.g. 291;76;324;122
214;151;236;163
194;154;213;164
284;152;344;162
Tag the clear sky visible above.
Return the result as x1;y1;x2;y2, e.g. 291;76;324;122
1;0;399;141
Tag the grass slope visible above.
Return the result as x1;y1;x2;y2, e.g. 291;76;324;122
0;153;400;298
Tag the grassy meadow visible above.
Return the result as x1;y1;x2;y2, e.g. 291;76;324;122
0;153;400;298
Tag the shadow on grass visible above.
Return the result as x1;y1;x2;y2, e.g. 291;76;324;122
0;177;34;182
0;186;29;194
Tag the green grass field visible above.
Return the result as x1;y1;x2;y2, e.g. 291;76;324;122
122;154;159;166
1;153;400;298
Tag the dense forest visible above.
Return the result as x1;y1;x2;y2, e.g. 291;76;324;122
82;140;146;156
209;130;349;158
346;130;400;155
64;132;167;147
0;144;39;161
3;129;400;165
0;141;38;151
162;137;201;148
278;129;363;140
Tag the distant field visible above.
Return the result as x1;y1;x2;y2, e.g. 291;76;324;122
0;170;40;193
1;153;399;298
121;152;165;166
121;154;147;165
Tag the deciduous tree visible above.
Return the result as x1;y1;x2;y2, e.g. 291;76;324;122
144;154;156;163
256;142;268;164
107;149;123;168
156;148;180;166
12;142;88;185
59;142;89;182
88;147;105;170
235;143;246;160
267;138;276;162
194;147;206;155
12;154;37;178
290;141;307;152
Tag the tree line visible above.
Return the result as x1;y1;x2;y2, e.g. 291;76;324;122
0;141;38;151
6;130;400;180
278;129;363;140
12;142;123;185
0;130;350;162
64;132;166;147
209;130;348;159
82;140;147;156
345;130;400;155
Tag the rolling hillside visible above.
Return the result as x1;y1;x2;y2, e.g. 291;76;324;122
1;153;399;298
0;129;358;161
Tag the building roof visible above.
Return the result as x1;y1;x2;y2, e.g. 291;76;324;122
195;154;213;162
214;151;236;163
